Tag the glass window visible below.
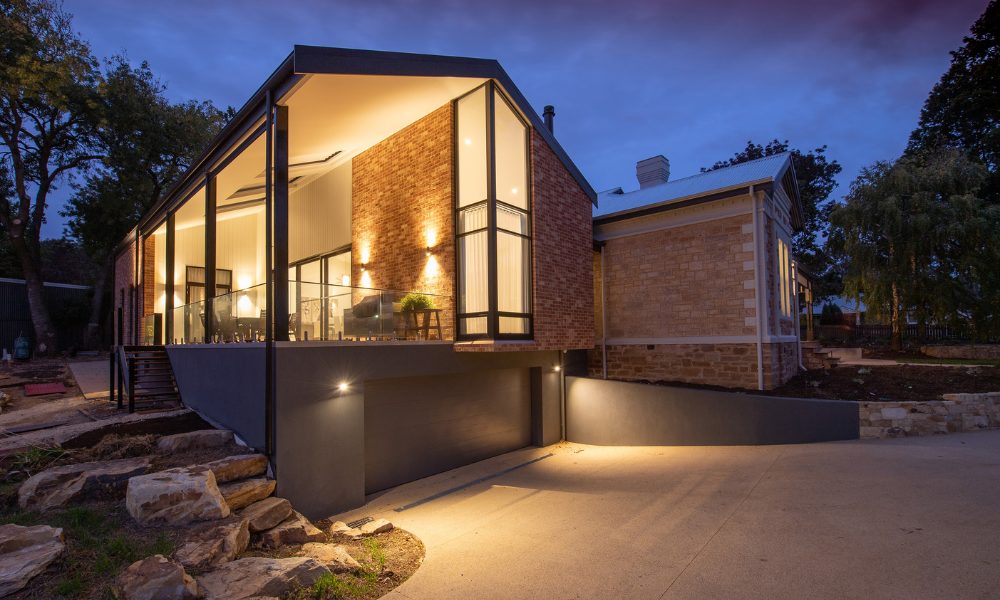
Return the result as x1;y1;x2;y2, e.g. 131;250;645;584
455;82;532;339
494;91;528;210
457;87;487;208
150;222;167;343
172;187;206;342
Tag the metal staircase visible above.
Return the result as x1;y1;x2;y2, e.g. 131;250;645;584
111;346;181;412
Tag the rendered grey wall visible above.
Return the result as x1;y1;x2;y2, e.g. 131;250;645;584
365;368;531;494
167;345;266;448
274;343;561;519
566;376;859;446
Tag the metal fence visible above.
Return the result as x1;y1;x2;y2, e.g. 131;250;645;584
810;323;996;344
0;278;92;353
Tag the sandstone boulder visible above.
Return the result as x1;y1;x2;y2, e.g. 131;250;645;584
156;430;233;454
204;454;267;484
196;557;329;600
116;554;197;600
18;457;151;512
0;524;65;597
127;465;230;526
220;478;275;511
240;497;292;533
299;542;361;573
327;521;364;539
360;518;393;535
174;517;249;571
257;512;325;548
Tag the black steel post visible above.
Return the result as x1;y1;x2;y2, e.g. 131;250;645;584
205;174;217;342
127;358;135;414
273;105;290;342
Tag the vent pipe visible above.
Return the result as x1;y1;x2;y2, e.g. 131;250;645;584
543;105;555;134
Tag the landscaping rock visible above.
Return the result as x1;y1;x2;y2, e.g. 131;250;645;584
174;517;250;571
127;465;230;526
257;512;325;548
300;542;361;573
0;524;65;597
327;521;364;539
156;430;233;454
220;478;275;510
204;454;267;484
116;554;197;600
360;518;393;535
18;457;151;512
196;557;329;600
240;497;292;533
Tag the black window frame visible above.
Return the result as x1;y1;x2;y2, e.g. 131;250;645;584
453;81;534;341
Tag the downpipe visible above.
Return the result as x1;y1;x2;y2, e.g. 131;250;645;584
751;185;765;391
600;242;608;380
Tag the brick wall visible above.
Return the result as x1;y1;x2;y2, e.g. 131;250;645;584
142;236;155;318
591;343;759;389
528;129;594;351
352;103;455;340
113;239;137;345
601;213;755;339
591;341;799;390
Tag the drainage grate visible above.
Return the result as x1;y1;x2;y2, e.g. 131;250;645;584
347;516;372;529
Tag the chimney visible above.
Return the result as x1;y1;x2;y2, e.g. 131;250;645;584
543;105;555;134
636;155;670;189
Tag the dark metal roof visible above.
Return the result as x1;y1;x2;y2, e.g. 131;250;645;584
130;45;596;245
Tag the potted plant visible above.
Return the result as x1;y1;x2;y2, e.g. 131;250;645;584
400;292;433;312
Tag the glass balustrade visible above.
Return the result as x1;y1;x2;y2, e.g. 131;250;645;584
166;281;450;344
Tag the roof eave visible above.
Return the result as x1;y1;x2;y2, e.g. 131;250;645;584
594;178;772;224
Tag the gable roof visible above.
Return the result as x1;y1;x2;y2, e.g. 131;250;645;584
594;152;802;225
136;46;595;235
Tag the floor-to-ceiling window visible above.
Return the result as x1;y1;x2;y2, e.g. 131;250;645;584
214;131;267;342
171;187;206;343
455;82;532;340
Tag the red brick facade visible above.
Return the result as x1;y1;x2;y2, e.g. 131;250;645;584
526;129;594;351
113;238;137;345
352;103;456;340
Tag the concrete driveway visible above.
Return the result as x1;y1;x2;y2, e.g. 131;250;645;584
336;432;1000;599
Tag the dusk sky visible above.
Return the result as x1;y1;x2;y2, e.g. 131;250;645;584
46;0;987;238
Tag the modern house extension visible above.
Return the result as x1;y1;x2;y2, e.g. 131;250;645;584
592;153;804;390
111;46;595;517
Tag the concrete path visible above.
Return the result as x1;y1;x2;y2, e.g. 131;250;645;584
336;433;1000;599
68;359;109;399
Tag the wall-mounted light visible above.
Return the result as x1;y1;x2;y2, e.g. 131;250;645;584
553;365;562;372
338;381;349;393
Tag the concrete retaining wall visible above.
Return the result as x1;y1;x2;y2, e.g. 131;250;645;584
167;344;266;449
859;392;1000;439
566;376;859;445
921;345;1000;360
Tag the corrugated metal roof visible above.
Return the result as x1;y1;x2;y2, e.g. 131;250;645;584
594;152;792;218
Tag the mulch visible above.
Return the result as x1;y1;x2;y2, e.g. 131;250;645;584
764;364;1000;402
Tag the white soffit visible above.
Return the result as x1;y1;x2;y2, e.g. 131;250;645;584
282;73;486;168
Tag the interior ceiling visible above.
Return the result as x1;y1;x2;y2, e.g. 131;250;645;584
171;73;487;229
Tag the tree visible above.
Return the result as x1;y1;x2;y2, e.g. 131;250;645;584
62;56;227;347
0;0;100;354
907;0;1000;191
704;139;843;300
829;149;998;349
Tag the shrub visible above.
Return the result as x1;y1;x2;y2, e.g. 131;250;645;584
400;292;433;312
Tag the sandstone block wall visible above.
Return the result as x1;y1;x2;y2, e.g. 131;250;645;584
859;392;1000;438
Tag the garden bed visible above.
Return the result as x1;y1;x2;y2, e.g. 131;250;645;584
766;364;1000;402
